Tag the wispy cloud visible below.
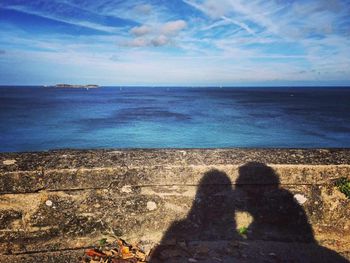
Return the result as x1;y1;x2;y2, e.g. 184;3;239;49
183;0;255;35
133;4;153;15
0;0;136;33
0;0;349;85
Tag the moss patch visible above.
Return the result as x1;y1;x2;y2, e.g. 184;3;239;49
238;227;248;236
335;177;350;199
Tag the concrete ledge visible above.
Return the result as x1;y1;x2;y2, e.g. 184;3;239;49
0;149;349;262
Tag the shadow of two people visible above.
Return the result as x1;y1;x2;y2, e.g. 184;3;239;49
149;162;348;263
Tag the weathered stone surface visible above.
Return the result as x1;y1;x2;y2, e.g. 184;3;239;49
0;249;85;263
0;209;22;229
1;149;350;172
0;149;349;262
2;164;350;194
0;185;349;254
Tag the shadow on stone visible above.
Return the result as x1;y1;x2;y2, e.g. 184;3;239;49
149;169;238;262
237;162;315;243
149;162;348;262
235;162;348;262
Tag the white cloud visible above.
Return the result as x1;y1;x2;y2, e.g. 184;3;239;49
161;20;187;35
151;35;170;47
130;25;152;36
124;20;187;48
122;35;171;47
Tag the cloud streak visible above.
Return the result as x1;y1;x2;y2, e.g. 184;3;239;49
0;0;349;85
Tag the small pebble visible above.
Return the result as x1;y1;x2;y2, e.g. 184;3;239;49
121;185;133;193
188;258;197;262
45;200;53;207
294;194;307;204
146;201;157;211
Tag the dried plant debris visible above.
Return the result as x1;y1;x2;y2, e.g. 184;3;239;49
81;238;147;263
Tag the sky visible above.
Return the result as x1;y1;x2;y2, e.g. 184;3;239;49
0;0;349;86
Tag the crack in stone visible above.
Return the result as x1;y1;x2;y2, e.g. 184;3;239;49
0;182;331;196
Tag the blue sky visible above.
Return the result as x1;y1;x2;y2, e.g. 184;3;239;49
0;0;349;86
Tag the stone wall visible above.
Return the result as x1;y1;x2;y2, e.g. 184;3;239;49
0;149;349;262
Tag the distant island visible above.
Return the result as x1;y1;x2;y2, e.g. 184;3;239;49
53;84;99;88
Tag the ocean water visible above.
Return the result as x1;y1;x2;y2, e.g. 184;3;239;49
0;86;349;152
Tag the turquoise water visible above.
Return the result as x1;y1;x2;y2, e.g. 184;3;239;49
0;86;349;152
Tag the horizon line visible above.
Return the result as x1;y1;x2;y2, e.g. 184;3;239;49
1;84;350;88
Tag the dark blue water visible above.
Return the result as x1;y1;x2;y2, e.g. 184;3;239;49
0;86;349;152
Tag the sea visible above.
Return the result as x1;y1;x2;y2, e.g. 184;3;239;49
0;86;349;152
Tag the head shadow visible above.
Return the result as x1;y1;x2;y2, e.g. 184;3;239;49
164;169;236;241
234;162;348;262
236;161;315;242
149;169;237;262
